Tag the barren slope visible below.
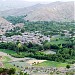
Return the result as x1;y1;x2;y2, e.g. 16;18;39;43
0;17;14;35
0;1;74;22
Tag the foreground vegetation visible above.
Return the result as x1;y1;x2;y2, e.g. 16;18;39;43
0;37;75;63
0;68;29;75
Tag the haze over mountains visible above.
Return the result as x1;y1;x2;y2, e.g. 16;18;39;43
0;0;36;11
0;1;74;22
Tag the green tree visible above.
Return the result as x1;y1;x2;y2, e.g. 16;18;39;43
66;65;70;69
8;68;16;75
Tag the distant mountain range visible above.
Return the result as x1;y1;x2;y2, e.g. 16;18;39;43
0;1;74;22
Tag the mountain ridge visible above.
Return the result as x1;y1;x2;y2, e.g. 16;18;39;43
0;1;74;22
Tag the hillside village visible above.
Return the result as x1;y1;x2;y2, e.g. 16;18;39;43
0;32;50;44
0;1;75;75
0;17;75;45
0;17;51;44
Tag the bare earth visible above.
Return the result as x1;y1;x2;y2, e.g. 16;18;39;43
0;52;8;56
0;62;3;67
26;60;46;65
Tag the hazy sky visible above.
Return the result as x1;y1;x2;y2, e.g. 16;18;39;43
2;0;75;3
24;0;74;3
0;0;74;11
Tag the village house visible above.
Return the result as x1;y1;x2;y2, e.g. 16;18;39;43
0;32;50;44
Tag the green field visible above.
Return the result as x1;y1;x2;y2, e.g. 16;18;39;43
0;49;15;55
0;50;20;71
47;39;68;45
35;61;69;67
3;62;20;71
2;56;11;62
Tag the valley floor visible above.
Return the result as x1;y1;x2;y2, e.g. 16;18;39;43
0;51;75;75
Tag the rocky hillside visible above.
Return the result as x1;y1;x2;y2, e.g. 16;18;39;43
0;17;14;35
0;1;74;22
24;1;74;22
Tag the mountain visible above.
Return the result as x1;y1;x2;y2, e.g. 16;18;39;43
0;3;44;17
24;1;74;22
0;17;14;35
0;1;74;22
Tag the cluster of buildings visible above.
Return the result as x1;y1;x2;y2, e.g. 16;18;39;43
0;32;50;44
61;30;75;37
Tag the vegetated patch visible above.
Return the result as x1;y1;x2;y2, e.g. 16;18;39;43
2;56;11;62
34;61;69;67
48;39;68;45
0;49;16;55
3;62;20;72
